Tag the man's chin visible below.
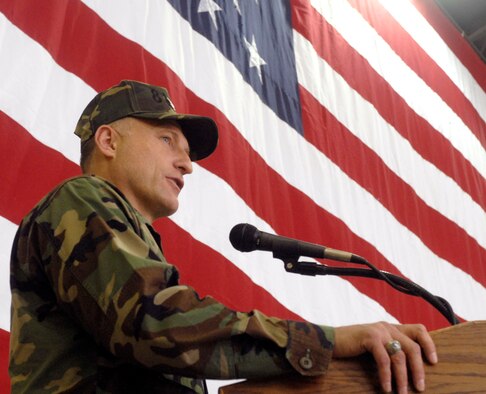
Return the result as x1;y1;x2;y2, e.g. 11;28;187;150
159;202;179;218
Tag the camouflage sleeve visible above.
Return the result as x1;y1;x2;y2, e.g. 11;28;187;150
39;176;334;379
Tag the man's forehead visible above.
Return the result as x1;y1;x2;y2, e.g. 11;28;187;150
153;119;182;131
148;119;185;138
129;117;179;131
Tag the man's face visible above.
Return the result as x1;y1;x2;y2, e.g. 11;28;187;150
111;118;193;221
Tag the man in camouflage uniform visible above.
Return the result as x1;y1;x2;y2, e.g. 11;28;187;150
10;80;437;393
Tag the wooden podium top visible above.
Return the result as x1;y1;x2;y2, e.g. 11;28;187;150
219;321;486;393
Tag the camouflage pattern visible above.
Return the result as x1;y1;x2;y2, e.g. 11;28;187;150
10;176;334;393
74;80;218;161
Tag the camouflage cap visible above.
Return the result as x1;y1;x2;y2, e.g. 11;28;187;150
74;80;218;161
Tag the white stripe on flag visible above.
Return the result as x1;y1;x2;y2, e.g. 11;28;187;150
0;216;16;331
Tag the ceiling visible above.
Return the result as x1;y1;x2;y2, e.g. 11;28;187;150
435;0;486;62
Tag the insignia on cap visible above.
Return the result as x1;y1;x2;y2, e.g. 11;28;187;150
166;95;176;111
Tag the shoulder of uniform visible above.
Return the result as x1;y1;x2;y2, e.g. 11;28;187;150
50;175;124;203
30;176;122;222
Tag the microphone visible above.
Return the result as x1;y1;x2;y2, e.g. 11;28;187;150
230;224;459;325
229;223;363;263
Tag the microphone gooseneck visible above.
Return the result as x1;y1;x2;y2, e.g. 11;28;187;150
228;223;459;325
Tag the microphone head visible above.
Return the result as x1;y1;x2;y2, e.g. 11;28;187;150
229;223;259;252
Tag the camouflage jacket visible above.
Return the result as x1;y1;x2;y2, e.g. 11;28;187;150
10;175;334;393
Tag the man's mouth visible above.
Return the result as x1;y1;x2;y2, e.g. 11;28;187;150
168;177;184;191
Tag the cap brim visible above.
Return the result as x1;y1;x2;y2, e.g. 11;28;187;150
132;113;218;161
175;116;218;161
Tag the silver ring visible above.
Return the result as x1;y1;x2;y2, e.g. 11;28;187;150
385;339;402;356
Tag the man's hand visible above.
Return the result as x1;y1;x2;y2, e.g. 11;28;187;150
333;322;438;393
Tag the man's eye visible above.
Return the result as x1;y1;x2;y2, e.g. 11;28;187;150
161;136;171;144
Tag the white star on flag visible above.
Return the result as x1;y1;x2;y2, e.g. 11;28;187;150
233;0;241;15
243;34;267;83
197;0;222;30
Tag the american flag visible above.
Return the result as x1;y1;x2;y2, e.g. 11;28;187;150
1;0;485;391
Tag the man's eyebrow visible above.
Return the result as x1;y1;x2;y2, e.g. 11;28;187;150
155;127;179;139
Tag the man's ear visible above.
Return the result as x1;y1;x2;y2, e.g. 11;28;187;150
94;125;118;158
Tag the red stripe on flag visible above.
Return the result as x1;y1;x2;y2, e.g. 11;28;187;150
0;328;10;394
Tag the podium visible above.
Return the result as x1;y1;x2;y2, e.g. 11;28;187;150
219;321;486;393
